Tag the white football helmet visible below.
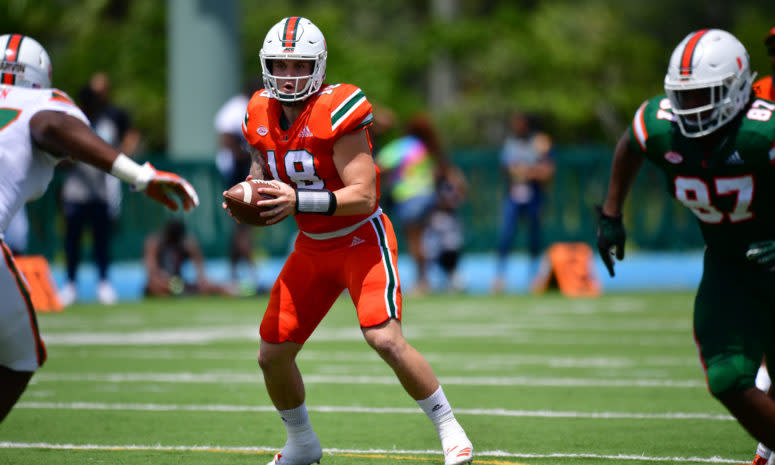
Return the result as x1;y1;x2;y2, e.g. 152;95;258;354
259;17;327;103
0;34;52;88
664;29;755;138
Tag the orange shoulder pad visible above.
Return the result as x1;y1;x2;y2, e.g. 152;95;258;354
317;83;373;137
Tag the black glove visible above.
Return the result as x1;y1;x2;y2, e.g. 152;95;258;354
596;206;626;277
745;240;775;272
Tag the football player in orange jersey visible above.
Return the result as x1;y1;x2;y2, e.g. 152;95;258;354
225;17;473;465
752;26;775;101
747;24;775;465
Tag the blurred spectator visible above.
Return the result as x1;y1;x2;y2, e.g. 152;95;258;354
375;113;449;295
4;207;29;256
423;165;467;292
59;72;140;306
367;103;398;214
492;111;555;294
144;219;236;297
368;103;398;151
753;25;775;100
214;78;263;292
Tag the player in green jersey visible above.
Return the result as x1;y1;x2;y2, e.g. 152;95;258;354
596;29;775;464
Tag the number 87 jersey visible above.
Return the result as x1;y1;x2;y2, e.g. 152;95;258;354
629;95;775;260
242;82;377;236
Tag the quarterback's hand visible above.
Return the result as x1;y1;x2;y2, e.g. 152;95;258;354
596;206;626;277
134;162;200;212
746;240;775;272
254;178;297;225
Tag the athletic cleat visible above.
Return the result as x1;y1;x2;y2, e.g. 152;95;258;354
442;434;473;465
266;453;320;465
737;454;770;465
59;282;77;307
97;280;118;305
265;434;322;465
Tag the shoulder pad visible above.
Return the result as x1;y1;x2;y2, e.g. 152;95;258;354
317;83;373;134
630;95;674;153
50;89;75;105
736;98;775;162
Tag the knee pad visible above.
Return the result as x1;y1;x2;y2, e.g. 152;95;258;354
705;354;756;398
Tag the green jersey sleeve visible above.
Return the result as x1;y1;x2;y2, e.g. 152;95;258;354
627;95;676;163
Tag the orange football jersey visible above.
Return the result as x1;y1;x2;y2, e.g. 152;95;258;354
243;83;379;235
753;75;774;101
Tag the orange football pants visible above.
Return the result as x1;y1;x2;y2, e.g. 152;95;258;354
260;213;402;344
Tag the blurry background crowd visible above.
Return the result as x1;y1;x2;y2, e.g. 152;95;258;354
2;0;773;302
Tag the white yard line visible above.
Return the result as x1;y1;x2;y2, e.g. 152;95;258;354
31;372;707;388
48;347;698;368
16;401;734;421
39;319;692;346
0;441;743;463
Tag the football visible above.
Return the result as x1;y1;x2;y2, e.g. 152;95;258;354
223;179;279;226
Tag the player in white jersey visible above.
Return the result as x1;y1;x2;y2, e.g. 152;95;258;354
0;33;199;422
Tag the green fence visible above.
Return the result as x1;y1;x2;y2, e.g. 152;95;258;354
23;146;704;263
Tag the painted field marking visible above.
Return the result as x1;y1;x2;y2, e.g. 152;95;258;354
0;441;742;464
31;372;707;388
17;401;733;421
39;318;693;346
48;346;699;368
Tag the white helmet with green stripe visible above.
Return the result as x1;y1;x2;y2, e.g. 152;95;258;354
260;17;327;104
0;34;52;88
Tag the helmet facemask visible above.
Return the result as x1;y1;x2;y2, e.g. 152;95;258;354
260;56;326;104
665;72;753;137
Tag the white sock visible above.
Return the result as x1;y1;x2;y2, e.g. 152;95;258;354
272;403;322;465
416;386;464;440
757;442;771;459
277;402;315;442
756;365;772;392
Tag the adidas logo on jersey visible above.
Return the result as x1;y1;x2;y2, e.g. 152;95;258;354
350;236;365;247
299;126;313;138
725;151;744;165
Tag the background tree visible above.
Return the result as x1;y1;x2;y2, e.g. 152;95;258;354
2;0;771;150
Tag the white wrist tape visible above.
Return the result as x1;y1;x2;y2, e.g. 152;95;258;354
109;153;155;191
296;189;337;215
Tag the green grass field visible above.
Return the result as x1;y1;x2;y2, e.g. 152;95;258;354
0;291;756;465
